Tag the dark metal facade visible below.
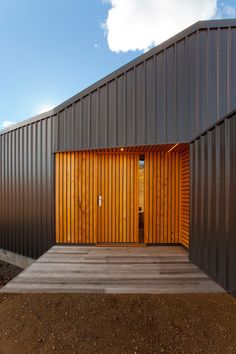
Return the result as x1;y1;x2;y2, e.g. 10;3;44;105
0;117;57;258
56;21;236;150
2;20;236;148
0;19;236;262
58;23;236;151
190;110;236;295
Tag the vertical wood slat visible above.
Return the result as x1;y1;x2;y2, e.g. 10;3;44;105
63;153;67;241
55;147;189;246
55;154;60;243
71;152;75;243
144;153;150;242
67;153;71;242
164;154;168;243
75;153;79;243
144;149;189;245
115;155;119;242
97;153;138;243
78;152;82;242
55;151;98;244
180;147;190;248
134;156;138;244
55;151;139;244
119;155;123;242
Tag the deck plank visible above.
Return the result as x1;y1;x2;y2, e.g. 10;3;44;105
0;246;225;294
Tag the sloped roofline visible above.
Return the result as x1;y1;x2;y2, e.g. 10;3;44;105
1;18;236;136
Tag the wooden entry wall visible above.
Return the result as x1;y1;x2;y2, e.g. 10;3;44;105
179;148;190;248
144;146;190;247
55;152;139;244
55;151;98;243
55;145;189;247
144;152;181;244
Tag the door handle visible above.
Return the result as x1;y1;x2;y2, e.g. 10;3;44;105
98;195;102;207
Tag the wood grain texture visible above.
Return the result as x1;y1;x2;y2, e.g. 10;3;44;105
56;151;98;244
1;246;224;294
144;151;181;244
97;153;139;243
55;145;189;246
179;147;190;248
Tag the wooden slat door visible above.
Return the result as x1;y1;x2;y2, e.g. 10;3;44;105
97;154;139;243
55;151;98;244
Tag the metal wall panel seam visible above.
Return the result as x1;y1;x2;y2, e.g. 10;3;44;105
88;94;91;149
29;125;33;257
174;42;177;141
23;126;28;256
114;78;118;146
143;60;146;144
0;138;2;249
206;29;210;131
224;117;230;290
71;103;75;151
153;54;157;143
133;67;136;145
216;28;220;120
63;108;66;151
2;135;4;250
79;100;82;149
200;136;204;266
123;74;127;146
185;37;189;140
6;134;8;252
163;49;167;141
105;83;108;147
195;30;199;135
228;27;232;111
215;125;220;280
44;120;48;255
4;135;7;251
96;90;99;147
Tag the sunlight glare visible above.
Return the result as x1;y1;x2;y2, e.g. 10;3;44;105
37;104;55;114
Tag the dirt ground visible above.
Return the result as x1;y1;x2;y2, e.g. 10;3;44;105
0;260;22;288
0;293;235;354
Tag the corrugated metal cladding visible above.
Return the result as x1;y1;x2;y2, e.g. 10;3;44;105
0;19;236;262
190;110;236;295
57;23;236;151
0;117;57;258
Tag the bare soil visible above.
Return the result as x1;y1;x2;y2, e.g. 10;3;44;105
0;260;22;288
0;293;235;354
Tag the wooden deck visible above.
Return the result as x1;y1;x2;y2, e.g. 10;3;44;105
1;246;224;294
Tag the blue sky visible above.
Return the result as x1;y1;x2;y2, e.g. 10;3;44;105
0;0;235;128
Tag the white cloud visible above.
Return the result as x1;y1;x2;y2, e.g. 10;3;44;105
94;43;101;49
1;120;16;129
103;0;217;52
221;5;236;18
37;104;54;114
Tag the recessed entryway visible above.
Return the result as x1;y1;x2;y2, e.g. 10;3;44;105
55;144;189;247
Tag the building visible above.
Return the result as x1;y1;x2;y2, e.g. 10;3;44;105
0;19;236;294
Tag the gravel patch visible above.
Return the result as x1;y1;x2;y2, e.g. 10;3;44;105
0;260;22;288
0;293;235;353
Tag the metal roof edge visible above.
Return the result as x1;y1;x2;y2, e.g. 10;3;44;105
1;18;236;136
190;107;236;143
